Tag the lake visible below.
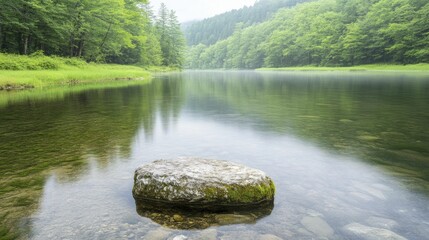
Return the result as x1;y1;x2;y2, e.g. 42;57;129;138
0;71;428;239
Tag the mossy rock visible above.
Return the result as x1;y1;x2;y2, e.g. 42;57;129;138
132;157;275;210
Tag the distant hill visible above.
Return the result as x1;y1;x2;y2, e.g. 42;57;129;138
186;0;429;69
180;20;198;32
183;0;312;46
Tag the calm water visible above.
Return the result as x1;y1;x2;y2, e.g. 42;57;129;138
1;71;429;239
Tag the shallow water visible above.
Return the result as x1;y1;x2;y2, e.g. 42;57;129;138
0;71;429;239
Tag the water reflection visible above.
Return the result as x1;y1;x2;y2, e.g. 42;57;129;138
0;71;428;239
0;79;184;239
182;71;429;192
135;200;273;229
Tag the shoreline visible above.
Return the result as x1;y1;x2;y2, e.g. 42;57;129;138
0;65;152;91
256;64;429;72
0;53;181;91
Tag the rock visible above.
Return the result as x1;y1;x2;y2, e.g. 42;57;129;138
133;157;275;209
256;222;294;238
365;217;398;230
258;234;283;240
343;223;407;240
303;208;323;217
173;214;184;222
144;228;171;240
297;228;313;236
300;216;334;238
214;214;256;225
354;183;386;200
136;200;273;230
171;235;188;240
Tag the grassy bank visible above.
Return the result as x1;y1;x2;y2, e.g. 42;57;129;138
257;64;429;72
0;53;152;90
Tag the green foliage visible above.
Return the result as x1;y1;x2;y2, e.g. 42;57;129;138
183;0;312;46
0;53;62;70
155;4;186;67
0;0;185;67
0;53;151;89
62;58;87;67
186;0;429;69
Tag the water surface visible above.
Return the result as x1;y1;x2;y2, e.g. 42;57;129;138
0;71;428;239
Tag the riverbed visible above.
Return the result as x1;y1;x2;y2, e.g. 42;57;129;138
0;70;428;239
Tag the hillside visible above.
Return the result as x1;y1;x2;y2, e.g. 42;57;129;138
186;0;429;69
183;0;312;46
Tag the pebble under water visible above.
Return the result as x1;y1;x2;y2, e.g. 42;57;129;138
0;71;428;239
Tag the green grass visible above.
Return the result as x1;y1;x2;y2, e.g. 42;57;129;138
0;53;152;90
257;63;429;72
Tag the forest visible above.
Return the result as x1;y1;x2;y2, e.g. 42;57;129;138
1;0;428;70
185;0;429;69
183;0;309;46
0;0;185;67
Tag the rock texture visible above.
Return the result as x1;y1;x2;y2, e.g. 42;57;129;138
133;157;275;209
301;216;334;238
343;223;407;240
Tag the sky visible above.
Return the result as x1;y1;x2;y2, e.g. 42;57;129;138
149;0;256;22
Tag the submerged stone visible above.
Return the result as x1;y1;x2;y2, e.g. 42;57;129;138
301;216;334;238
132;157;275;210
343;223;407;240
214;214;256;225
135;200;273;229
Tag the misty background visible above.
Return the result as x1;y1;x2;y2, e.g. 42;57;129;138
150;0;256;22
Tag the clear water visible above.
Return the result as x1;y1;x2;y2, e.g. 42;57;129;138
0;71;428;239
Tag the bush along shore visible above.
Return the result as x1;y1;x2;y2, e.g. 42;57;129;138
0;53;153;90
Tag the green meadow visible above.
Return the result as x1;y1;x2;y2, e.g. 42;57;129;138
0;53;152;90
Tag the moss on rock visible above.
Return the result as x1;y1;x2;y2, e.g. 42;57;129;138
133;157;276;209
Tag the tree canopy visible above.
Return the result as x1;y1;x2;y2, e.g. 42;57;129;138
186;0;429;69
183;0;312;46
0;0;185;67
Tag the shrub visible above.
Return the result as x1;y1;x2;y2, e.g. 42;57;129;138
36;58;60;70
0;53;86;70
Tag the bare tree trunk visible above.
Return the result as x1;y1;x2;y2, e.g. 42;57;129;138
70;36;75;57
0;25;2;50
78;39;84;57
22;34;29;55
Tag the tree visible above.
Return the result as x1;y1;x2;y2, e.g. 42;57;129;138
155;4;186;67
0;0;170;66
405;3;429;62
185;0;429;69
0;0;68;55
